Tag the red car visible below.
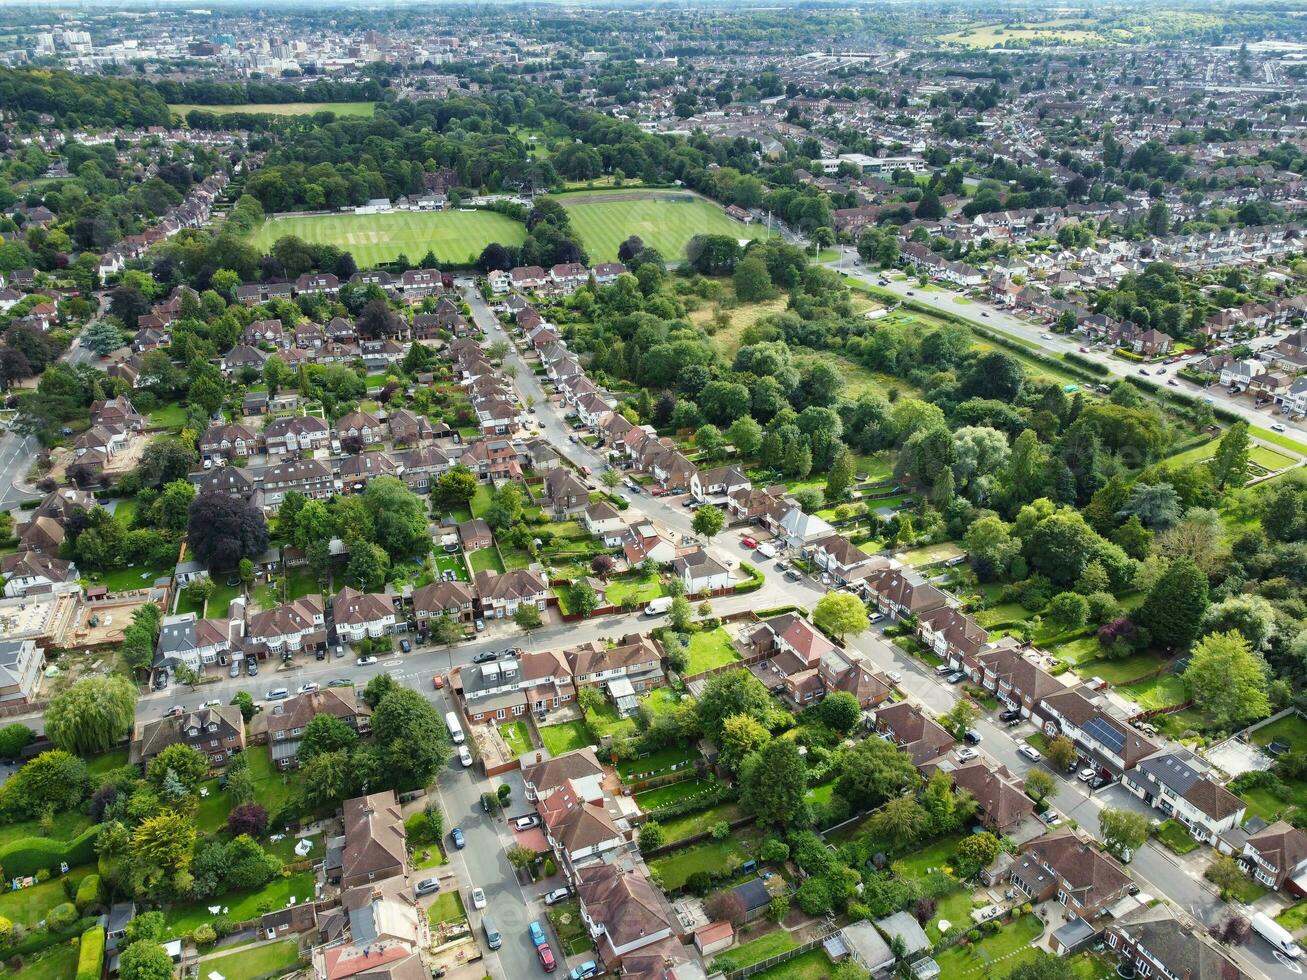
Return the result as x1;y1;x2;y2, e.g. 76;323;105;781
537;943;557;973
741;536;758;549
648;486;667;497
1078;346;1090;353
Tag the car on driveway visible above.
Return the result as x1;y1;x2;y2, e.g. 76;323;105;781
999;709;1022;722
1040;810;1062;828
784;570;801;582
328;677;352;688
741;536;758;549
538;943;557;973
513;815;541;831
450;828;465;849
415;878;441;896
869;611;884;624
1088;775;1111;791
568;962;598;980
529;922;547;947
471;887;487;910
164;705;185;718
472;651;498;664
956;747;979;762
543;887;570;905
887;671;902;685
400;639;411;653
1018;743;1042;763
297;682;319;695
1077;767;1097;782
946;670;967;684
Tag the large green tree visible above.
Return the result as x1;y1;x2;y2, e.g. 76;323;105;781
696;669;776;742
1182;630;1272;728
739;737;807;828
836;737;919;811
370;688;453;791
1209;421;1250;491
363;476;429;557
812;592;868;643
45;676;137;755
1138;556;1209;650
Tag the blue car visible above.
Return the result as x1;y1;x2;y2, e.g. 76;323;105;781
568;962;598;980
450;827;465;849
529;921;546;947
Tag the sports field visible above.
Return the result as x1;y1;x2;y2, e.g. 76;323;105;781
248;210;527;267
557;190;766;263
170;102;376;119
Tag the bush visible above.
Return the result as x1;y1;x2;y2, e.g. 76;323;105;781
47;903;78;930
75;925;104;980
685;870;714;895
0;824;101;878
192;925;217;947
543;857;557;877
0;725;34;760
711;821;730;840
639;820;666;854
404;809;443;846
74;874;102;912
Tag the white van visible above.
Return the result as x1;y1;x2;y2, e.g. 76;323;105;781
755;543;777;559
444;710;466;745
1253;912;1302;958
644;597;673;617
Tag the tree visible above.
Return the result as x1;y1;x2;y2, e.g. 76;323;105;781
719;713;772;774
485;483;525;530
507;845;537;871
1099;807;1149;859
1139;556;1209;650
1200;594;1279;652
739;738;808;828
837;738;919;811
430;615;464;648
0;723;34;759
1182;630;1271;728
299;749;358;810
230;691;255;722
1210;421;1250;490
812;592;868;643
1205;855;1248;898
1118;483;1183;530
128;810;195;897
692;505;725;542
954;831;1000;878
146;743;208;795
369;688;453;791
826;446;856;502
45;676;136;755
514;604;542;631
728;416;762;457
696;669;776;741
433;465;478;511
1024;769;1055;805
187;493;268;572
1046;592;1089;633
570;582;600;618
1045;735;1077;771
639;820;666;854
670;595;693;632
817;691;861;734
871;796;928;845
119;942;174;980
733;256;773;301
82;319;126;356
297;714;359;762
346;542;389;591
0;749;88;818
363;673;399;708
939;699;979;739
228;803;269;837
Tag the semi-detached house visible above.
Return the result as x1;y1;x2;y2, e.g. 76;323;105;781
539;778;627;874
332;587;397;641
1122;750;1246;846
1037;687;1159;778
474;569;548;620
574;862;676;970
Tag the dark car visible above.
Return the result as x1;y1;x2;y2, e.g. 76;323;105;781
998;709;1022;722
963;729;982;745
400;639;412;653
472;651;498;665
451;827;466;849
1088;775;1111;791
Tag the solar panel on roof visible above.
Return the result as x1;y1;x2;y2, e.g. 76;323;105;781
1084;716;1126;755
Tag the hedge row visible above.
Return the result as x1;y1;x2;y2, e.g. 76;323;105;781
1063;351;1111;377
76;926;105;980
0;824;101;878
75;873;102;911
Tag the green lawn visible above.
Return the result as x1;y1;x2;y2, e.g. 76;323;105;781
196;778;233;833
147;402;189;431
616;746;699;782
498;721;532;757
426;889;466;927
3;941;79;980
433;554;469;582
247;746;300;817
1250;445;1297;471
1069;652;1167;686
1119;674;1188;711
684;627;742;675
647;830;760;891
0;865;92;927
548;900;595;956
892;833;965;879
745;948;836;980
207;578;245;618
586;700;638;740
285;567;323;602
897;542;966;566
643;687;688;716
605;572;665;607
266;831;321;866
934;913;1044;978
1252;425;1307;458
165;872;316;937
173;101;376;119
927;888;977;943
1251;714;1307;753
658;802;744;844
1277;900;1307;933
804;781;837;806
89;563;171;593
558;189;766;263
469;485;494;517
113;498;139;527
200;938;301;980
468;548;504;575
86;748;129;776
712;929;796;970
538;721;593;756
635;777;716;811
1154;819;1199;855
249;209;526;268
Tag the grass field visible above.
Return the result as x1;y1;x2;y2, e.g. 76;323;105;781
685;627;742;675
165;872;316;937
172;101;376;119
557;190;764;263
538;721;593;756
249;210;527;267
1250;444;1298;472
934;913;1044;978
200;939;301;980
712;930;797;971
5;942;79;980
1251;713;1307;753
498;721;532;757
647;829;760;890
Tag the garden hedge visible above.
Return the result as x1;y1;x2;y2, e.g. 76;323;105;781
0;823;101;878
76;925;105;980
74;873;102;911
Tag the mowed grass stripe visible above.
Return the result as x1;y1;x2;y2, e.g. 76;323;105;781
170;102;376;119
248;210;527;267
558;191;766;263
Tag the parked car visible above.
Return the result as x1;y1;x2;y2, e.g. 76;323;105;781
529;922;547;947
229;660;241;678
415;878;441;896
956;747;979;762
543;887;571;906
356;656;378;666
297;682;319;695
450;827;465;849
784;570;801;582
999;709;1022;722
568;962;598;980
1088;775;1110;791
741;536;758;548
474;619;486;632
1018;743;1042;763
164;705;185;718
934;663;955;676
537;943;557;973
755;543;777;559
963;729;982;745
473;651;498;664
459;745;473;767
327;678;352;688
1077;767;1097;782
947;670;967;684
513;815;541;831
869;611;884;624
201;699;221;708
471;887;487;910
1041;810;1063;828
265;688;289;701
400;639;412;653
887;671;903;685
432;674;446;690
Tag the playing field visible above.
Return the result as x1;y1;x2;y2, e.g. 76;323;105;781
170;102;376;119
558;190;766;263
248;210;527;267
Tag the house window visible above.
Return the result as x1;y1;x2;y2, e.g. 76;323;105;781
209;739;219;748
1106;934;1117;949
496;708;506;720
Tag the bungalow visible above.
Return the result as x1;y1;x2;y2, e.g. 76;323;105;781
670;548;732;594
458;518;494;552
1241;821;1307;893
1123;750;1245;846
510;266;548;291
332;587;397;641
474;568;549;620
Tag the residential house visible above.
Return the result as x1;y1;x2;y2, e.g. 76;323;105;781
1241;821;1307;893
807;534;879;586
770;504;834;550
18;516;64;555
584;502;626;546
1123;750;1246;846
1038;687;1159;778
1104;905;1249;980
264;687;371;770
0;639;45;706
950;759;1034;833
154;614;238;672
412;581;476;625
568;634;664;707
670;548;732;594
965;640;1069;717
457;518;494;551
260;459;336;507
540;468;590;517
521;746;606;803
474;569;549;620
859;565;947;619
691;465;750;502
200;422;258;461
0;551;78;598
263;415;330;456
539;778;626;872
332;588;397;642
131;705;246;767
918;606;989;665
873;701;955;769
334;791;407;888
574;863;675;968
334;411;384;446
1010;829;1134;951
245;596;327;657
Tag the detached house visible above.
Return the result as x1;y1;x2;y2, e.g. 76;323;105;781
132;705;246;768
574;863;676;969
1242;821;1307;894
671;548;732;594
334;791;407;888
690;465;750;502
1010;829;1134;952
808;534;879;585
872;701;955;769
539;778;626;873
522;746;606;803
950;759;1034;833
540;468;590;517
